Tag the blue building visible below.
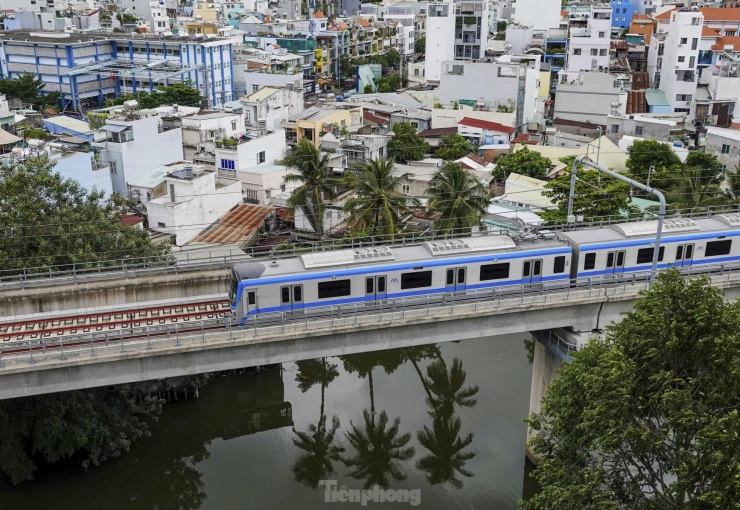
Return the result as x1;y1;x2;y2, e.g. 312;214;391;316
0;29;235;112
610;0;634;29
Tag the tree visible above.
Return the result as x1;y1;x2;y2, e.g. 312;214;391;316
387;121;429;163
0;157;170;275
539;167;634;223
496;20;507;32
426;162;490;235
492;146;551;184
0;384;163;484
435;134;476;161
342;158;419;237
282;139;337;238
0;73;61;110
625;139;682;185
105;83;202;109
665;167;728;213
374;73;401;93
523;269;740;510
683;151;725;185
415;36;426;55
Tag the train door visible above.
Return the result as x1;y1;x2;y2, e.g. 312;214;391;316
445;267;467;292
280;284;304;310
522;259;543;284
244;289;258;315
365;276;387;302
606;250;626;275
675;243;694;268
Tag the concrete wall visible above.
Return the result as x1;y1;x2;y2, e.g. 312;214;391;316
554;72;622;125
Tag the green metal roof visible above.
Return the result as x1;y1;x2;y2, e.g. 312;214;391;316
644;89;670;107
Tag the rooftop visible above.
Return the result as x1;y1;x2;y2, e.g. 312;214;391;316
189;203;274;248
0;28;231;44
43;115;93;134
458;117;516;134
239;162;287;174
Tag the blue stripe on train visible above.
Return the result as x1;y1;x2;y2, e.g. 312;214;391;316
577;254;740;278
579;230;740;252
239;274;571;316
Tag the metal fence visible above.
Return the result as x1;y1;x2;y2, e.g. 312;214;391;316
7;264;740;371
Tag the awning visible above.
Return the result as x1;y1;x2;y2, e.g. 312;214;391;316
102;124;130;133
0;128;20;145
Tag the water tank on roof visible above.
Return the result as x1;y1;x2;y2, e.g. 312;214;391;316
123;99;139;110
673;141;684;147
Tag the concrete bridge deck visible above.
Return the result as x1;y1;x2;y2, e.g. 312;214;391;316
3;268;740;400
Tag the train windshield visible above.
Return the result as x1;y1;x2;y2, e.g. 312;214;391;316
228;269;239;307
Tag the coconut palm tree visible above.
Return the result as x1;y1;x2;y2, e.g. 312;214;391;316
291;358;344;488
424;357;479;418
416;415;475;489
283;138;337;238
665;167;728;214
426;161;490;236
342;158;419;238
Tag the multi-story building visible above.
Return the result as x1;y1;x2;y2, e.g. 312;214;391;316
554;71;630;125
611;0;635;30
281;103;363;148
566;6;612;72
705;126;740;171
647;9;703;119
0;30;235;111
425;0;489;83
508;0;561;31
239;85;304;131
383;5;416;56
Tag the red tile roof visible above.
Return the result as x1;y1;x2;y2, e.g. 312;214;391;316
313;11;326;18
120;214;145;228
702;26;721;37
363;111;390;125
713;35;740;50
458;117;516;134
626;90;647;114
699;7;740;21
632;13;651;21
416;127;458;137
355;19;371;28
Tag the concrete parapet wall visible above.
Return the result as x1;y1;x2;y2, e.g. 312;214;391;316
0;269;231;318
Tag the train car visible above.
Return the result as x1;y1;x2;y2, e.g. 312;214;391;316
230;235;573;318
560;214;740;280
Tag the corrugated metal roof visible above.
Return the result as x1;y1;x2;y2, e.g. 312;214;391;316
189;203;274;248
645;89;670;107
44;115;92;133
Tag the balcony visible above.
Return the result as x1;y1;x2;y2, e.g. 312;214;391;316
570;28;591;38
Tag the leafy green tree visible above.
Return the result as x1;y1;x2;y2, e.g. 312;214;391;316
342;158;419;237
539;168;633;223
387;121;429;163
435;134;476;161
414;36;426;55
374;73;400;93
0;157;170;275
496;20;507;32
492;146;551;184
282;139;337;238
105;83;203;109
0;385;163;485
625;138;682;185
20;127;51;141
426;162;490;235
665;167;728;213
684;151;724;175
0;73;61;110
523;269;740;510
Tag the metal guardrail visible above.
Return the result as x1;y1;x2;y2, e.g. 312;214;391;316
4;263;740;371
533;329;578;361
5;206;740;289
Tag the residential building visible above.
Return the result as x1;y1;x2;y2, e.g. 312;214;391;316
215;129;287;184
696;52;740;127
554;71;631;126
611;0;636;29
407;61;426;86
144;162;243;246
425;0;489;83
52;149;114;197
647;8;703;119
630;13;655;44
178;110;246;160
241;72;309;99
239;85;304;131
509;0;561;30
457;116;516;145
226;162;294;205
383;5;416;56
566;6;612;72
281;103;363;147
0;30;236;110
97;108;184;195
705;126;740;170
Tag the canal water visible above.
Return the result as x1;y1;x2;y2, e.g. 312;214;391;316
0;333;536;509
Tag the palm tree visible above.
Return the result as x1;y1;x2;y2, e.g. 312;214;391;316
283;138;337;238
425;161;490;236
725;171;740;205
291;358;344;488
344;409;415;489
342;158;420;238
424;357;479;418
416;415;475;489
665;167;727;214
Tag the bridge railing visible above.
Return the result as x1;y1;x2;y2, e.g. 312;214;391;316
3;263;740;370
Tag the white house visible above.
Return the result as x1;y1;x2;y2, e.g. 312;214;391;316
705;126;740;171
232;162;296;205
215;129;287;181
145;163;243;245
240;86;304;132
458;117;516;146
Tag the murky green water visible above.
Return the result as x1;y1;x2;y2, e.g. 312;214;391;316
0;333;535;509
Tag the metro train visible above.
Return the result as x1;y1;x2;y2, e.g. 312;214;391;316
229;214;740;318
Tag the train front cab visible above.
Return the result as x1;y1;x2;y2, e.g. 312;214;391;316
229;262;266;319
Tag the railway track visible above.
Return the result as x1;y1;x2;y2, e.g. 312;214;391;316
0;299;231;343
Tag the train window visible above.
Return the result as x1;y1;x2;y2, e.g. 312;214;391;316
686;245;693;259
366;278;374;293
523;261;530;277
446;269;454;285
378;277;386;293
401;271;433;289
606;253;614;268
584;253;596;270
294;286;302;302
636;247;665;264
458;268;465;283
553;256;566;274
676;245;683;260
533;260;542;276
228;270;239;306
281;287;290;304
705;240;732;257
318;280;351;299
480;263;510;281
248;292;256;305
